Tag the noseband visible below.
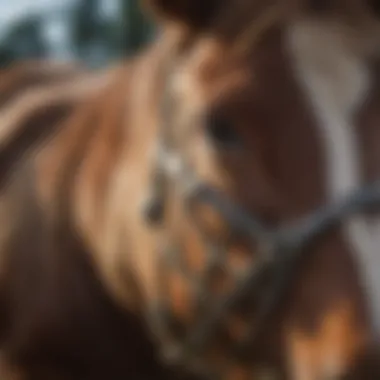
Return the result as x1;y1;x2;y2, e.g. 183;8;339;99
144;64;380;379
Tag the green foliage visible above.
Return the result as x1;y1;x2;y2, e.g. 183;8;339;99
120;0;154;55
0;15;48;67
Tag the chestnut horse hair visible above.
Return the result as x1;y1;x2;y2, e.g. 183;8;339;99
0;1;380;380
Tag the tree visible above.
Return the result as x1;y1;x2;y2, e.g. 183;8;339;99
119;0;154;55
0;15;48;67
70;0;111;66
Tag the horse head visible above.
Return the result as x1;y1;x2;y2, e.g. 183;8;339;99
139;0;380;378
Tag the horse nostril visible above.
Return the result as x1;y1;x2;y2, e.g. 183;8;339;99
143;196;164;225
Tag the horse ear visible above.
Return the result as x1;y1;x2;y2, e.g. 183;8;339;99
142;0;223;29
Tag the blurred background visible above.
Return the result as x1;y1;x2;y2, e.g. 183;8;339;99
0;0;154;68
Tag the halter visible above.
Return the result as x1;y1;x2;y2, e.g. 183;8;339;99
143;58;380;379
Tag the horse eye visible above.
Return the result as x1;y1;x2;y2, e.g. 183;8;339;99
206;114;242;149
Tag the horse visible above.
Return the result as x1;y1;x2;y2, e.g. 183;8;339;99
0;59;188;380
0;61;105;188
1;0;380;379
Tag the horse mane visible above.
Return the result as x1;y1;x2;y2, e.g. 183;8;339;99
203;0;379;57
0;58;171;379
233;4;283;55
0;60;110;189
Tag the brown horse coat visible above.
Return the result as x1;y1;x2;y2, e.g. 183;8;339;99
0;59;176;380
1;1;380;380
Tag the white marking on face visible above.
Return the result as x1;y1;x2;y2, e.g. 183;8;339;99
287;18;380;377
